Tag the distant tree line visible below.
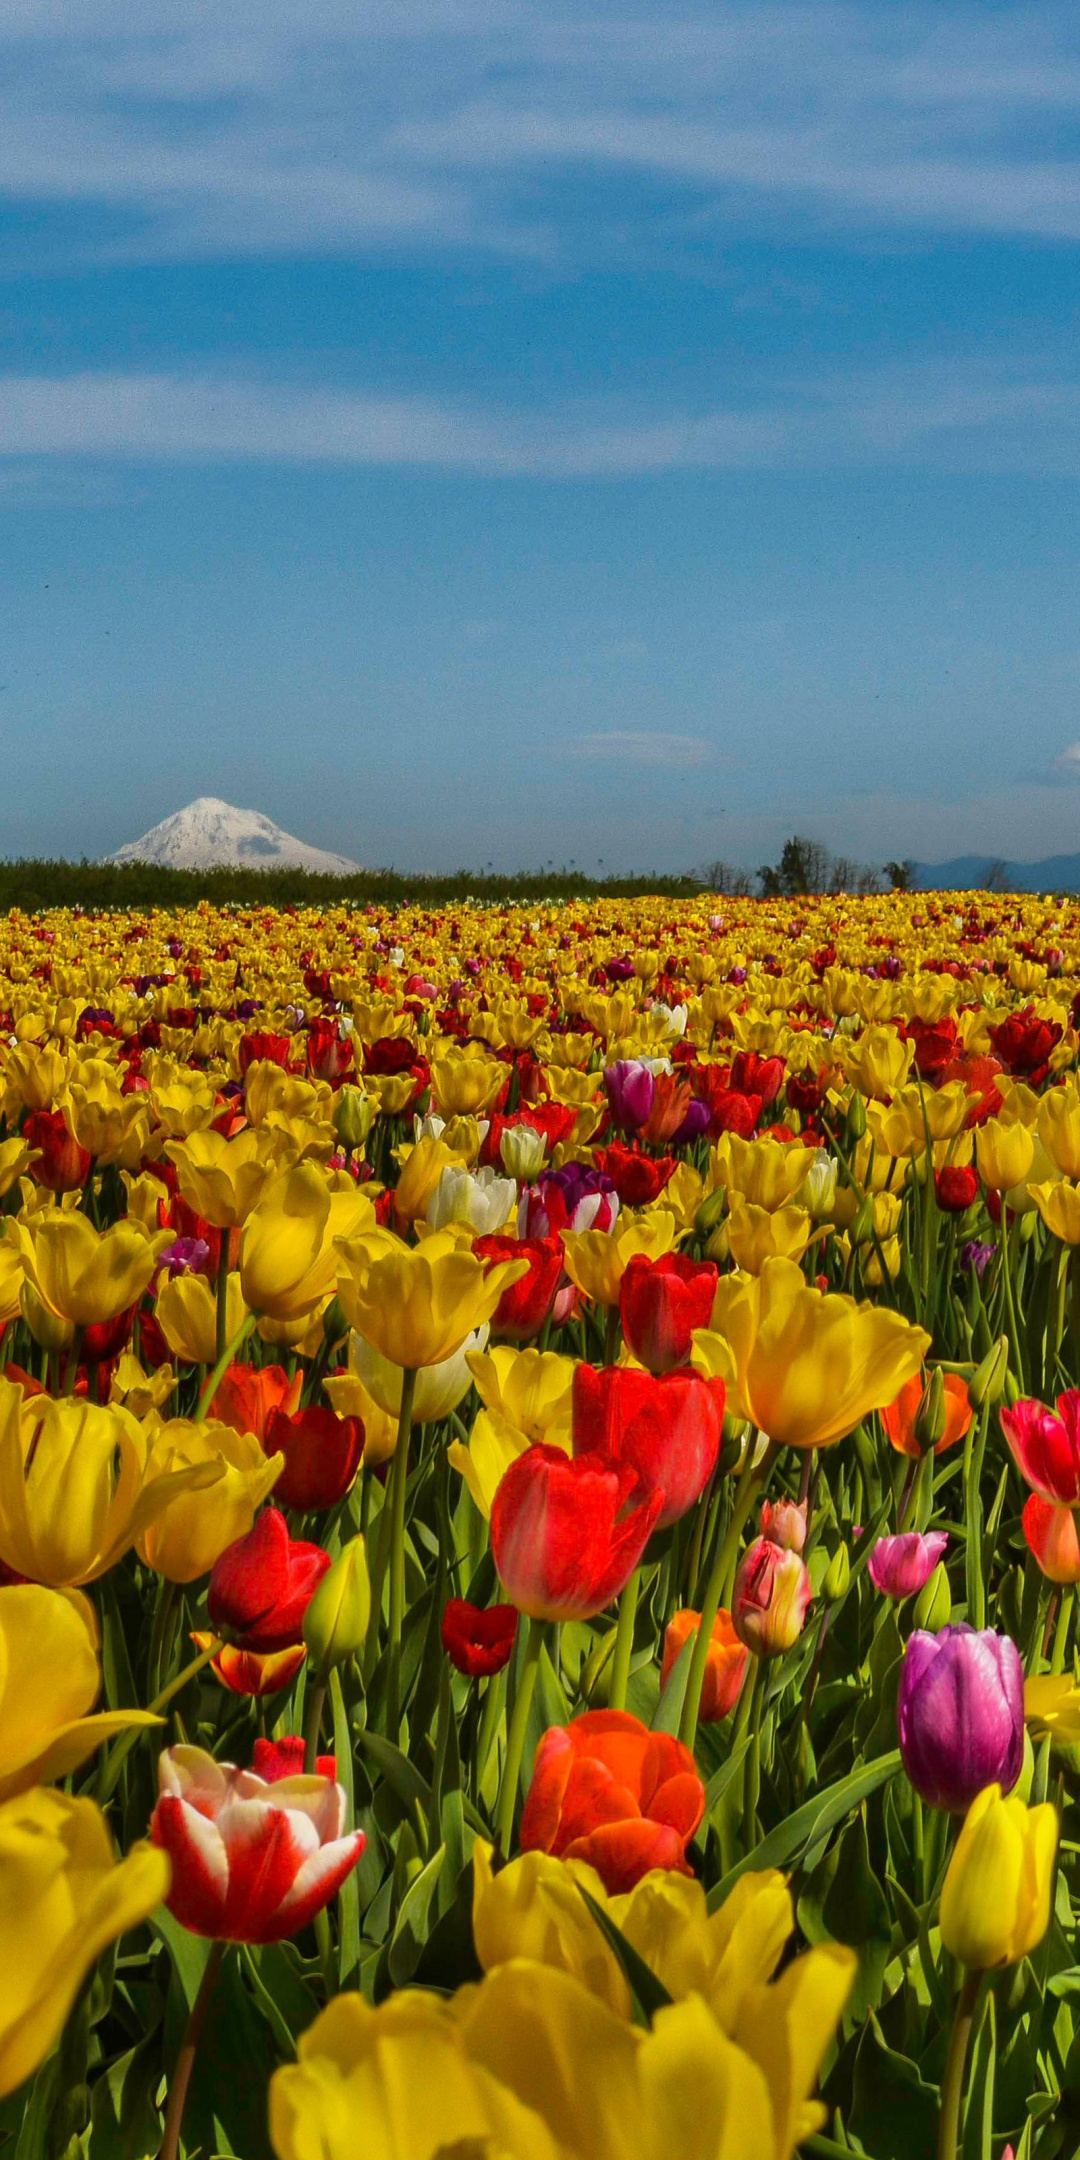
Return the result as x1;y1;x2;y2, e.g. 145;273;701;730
700;837;917;899
0;858;702;914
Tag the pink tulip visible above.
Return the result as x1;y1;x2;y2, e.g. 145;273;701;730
150;1745;364;1943
868;1530;948;1600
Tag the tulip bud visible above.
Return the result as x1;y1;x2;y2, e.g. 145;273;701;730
760;1497;807;1553
694;1186;728;1240
499;1124;547;1182
333;1085;373;1153
719;1417;747;1473
847;1092;867;1140
703;1223;729;1264
821;1544;850;1604
940;1784;1057;1969
732;1536;812;1656
969;1336;1009;1410
913;1367;947;1453
913;1561;952;1631
798;1151;839;1221
302;1535;371;1676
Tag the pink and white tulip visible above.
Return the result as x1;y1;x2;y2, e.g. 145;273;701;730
150;1745;364;1943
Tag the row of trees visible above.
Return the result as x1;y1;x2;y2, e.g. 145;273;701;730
701;837;919;899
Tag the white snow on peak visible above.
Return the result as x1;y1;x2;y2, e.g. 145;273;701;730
106;798;361;874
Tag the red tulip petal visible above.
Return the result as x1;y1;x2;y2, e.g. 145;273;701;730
151;1795;229;1937
519;1726;574;1854
563;1818;690;1894
218;1800;317;1939
266;1831;366;1941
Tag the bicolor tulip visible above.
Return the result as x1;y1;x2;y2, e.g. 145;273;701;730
732;1537;812;1656
150;1745;364;1942
1022;1493;1080;1583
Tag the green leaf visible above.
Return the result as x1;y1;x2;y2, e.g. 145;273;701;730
706;1750;902;1910
330;1669;362;1987
354;1727;433;1817
577;1888;674;2026
388;1845;446;1989
848;2017;939;2160
650;1629;695;1736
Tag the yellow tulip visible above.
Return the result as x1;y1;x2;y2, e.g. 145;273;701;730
147;1054;219;1137
244;1060;328;1128
109;1351;176;1416
471;1844;633;2014
0;1246;23;1330
166;1124;277;1228
940;1784;1058;1969
155;1269;248;1365
1039;1081;1080;1178
393;1134;464;1228
1024;1673;1080;1742
0;1787;169;2100
692;1255;929;1449
467;1345;575;1441
561;1211;677;1307
240;1162;374;1322
429;1050;507;1118
1030;1179;1080;1244
726;1201;811;1275
337;1229;526;1367
65;1061;151;1167
0;1380;217;1586
0;1584;160;1802
0;1137;36;1199
136;1418;283;1582
842;1025;914;1101
975;1117;1036;1192
0;1040;68;1116
449;1402;571;1517
5;1211;169;1328
323;1370;399;1466
121;1168;171;1230
709;1135;818;1212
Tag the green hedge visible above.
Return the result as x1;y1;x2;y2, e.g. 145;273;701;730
0;858;702;913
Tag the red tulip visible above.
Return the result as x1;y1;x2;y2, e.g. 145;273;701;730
24;1109;91;1193
934;1164;979;1213
150;1745;364;1942
491;1444;661;1621
1023;1494;1080;1583
988;1009;1062;1086
619;1251;718;1374
730;1050;785;1105
441;1597;518;1676
306;1018;354;1085
239;1032;293;1075
572;1363;724;1527
210;1362;302;1442
661;1610;747;1721
1001;1392;1080;1506
519;1710;704;1891
251;1736;336;1782
262;1404;364;1512
207;1508;331;1653
471;1234;563;1342
593;1143;676;1208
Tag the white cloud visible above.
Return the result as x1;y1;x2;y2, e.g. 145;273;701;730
4;354;1080;479
565;731;714;765
1053;742;1080;779
1;2;1080;262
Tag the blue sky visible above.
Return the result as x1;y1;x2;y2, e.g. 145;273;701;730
2;0;1080;873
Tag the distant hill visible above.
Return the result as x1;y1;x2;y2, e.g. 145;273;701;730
915;854;1080;893
107;797;361;874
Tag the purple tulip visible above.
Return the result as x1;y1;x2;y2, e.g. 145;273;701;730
868;1530;948;1601
671;1097;711;1149
897;1623;1024;1813
604;1060;656;1134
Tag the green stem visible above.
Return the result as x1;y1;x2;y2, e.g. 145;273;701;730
197;1312;257;1419
495;1615;546;1855
214;1238;231;1367
159;1941;226;2160
1051;1585;1075;1675
679;1441;778;1752
303;1679;327;1774
474;1668;505;1796
386;1366;416;1739
609;1568;640;1713
96;1640;222;1805
936;1969;982;2160
742;1655;765;1848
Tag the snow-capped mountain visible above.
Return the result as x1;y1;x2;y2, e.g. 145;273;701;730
106;798;361;874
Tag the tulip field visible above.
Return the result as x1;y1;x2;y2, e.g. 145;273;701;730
6;890;1080;2160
